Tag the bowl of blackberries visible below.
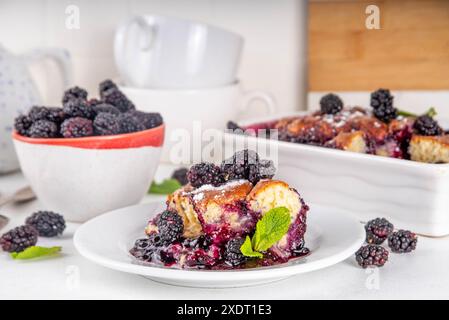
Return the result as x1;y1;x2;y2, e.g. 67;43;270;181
12;80;165;222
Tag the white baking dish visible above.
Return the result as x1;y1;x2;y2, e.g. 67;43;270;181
223;114;449;237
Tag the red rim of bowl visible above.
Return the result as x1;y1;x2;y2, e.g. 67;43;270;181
12;124;165;149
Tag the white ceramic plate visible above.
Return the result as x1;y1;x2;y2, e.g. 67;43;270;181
74;202;364;288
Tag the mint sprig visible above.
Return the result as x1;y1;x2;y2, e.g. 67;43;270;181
398;107;437;118
148;178;181;194
11;246;62;260
240;207;291;259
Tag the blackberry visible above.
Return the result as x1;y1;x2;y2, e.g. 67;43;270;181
118;112;146;134
182;235;212;250
221;150;274;184
29;106;65;124
28;120;58;138
25;211;66;237
102;88;135;113
171;167;189;185
320;93;343;115
365;218;394;245
93;112;121;136
156;210;184;245
99;79;118;96
14;115;32;136
62;86;88;104
0;225;38;252
60;117;94;138
388;230;417;253
187;162;224;187
87;98;102;107
370;89;394;109
373;104;398;123
413;115;443;136
355;245;389;268
133;111;163;130
92;103;120;116
129;233;163;262
224;238;247;267
258;159;276;180
63;98;95;119
226;121;243;131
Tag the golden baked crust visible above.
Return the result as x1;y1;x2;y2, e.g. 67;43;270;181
331;131;367;153
409;135;449;163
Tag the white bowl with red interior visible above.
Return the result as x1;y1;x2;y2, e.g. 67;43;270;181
12;125;164;222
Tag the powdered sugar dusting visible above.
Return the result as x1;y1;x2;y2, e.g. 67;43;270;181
189;179;250;201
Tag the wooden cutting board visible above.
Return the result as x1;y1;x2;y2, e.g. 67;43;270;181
308;0;449;91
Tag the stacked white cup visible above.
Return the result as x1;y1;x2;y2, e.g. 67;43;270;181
114;15;276;163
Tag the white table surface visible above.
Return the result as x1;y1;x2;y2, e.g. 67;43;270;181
1;166;449;300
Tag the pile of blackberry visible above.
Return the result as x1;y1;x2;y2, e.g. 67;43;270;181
370;88;398;123
14;80;163;138
0;211;66;253
355;217;418;268
185;150;276;188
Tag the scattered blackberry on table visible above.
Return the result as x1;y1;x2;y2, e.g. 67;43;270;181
92;103;120;116
187;162;224;187
93;112;121;136
63;98;95;119
60;117;94;138
28;120;58;138
25;211;66;237
355;244;389;268
370;88;394;109
224;238;247;267
388;230;417;253
413;115;443;136
171;167;189;185
365;218;394;245
62;86;88;104
320;93;343;115
99;79;118;96
0;225;38;252
14;115;32;136
118;112;146;134
29;106;65;124
102;88;135;113
156;210;184;245
373;104;398;123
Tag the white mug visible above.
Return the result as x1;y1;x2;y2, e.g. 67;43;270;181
120;82;276;163
114;15;243;89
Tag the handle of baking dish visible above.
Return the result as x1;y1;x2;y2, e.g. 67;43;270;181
239;90;277;115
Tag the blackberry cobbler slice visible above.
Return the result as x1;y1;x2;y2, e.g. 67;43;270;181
130;150;310;269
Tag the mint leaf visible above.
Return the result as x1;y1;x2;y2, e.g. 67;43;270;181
10;246;62;260
240;236;263;258
253;207;291;252
240;207;291;259
149;179;181;194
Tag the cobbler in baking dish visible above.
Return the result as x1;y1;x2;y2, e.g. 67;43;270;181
227;89;449;164
130;150;310;270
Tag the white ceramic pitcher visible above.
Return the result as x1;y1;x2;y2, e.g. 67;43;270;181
0;45;72;173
